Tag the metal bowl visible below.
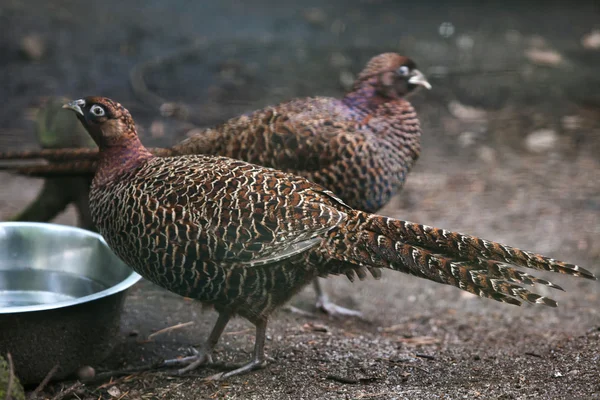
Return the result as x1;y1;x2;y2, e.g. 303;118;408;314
0;222;141;384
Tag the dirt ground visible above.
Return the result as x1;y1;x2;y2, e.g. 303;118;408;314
1;1;600;399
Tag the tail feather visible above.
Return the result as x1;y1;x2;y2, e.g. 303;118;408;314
390;241;555;306
331;213;596;307
459;259;565;291
370;217;596;280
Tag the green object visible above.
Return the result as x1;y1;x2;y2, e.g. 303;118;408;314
0;356;25;400
9;96;96;230
35;96;96;149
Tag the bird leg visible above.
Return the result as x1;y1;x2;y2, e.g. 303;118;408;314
203;318;269;381
162;312;231;374
313;279;363;318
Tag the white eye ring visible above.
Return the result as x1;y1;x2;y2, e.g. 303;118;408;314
90;104;105;117
398;66;410;76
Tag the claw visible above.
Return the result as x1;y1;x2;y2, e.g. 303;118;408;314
316;297;363;318
161;347;213;374
202;359;268;382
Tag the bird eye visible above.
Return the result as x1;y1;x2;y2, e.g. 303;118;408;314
90;105;105;117
397;66;410;76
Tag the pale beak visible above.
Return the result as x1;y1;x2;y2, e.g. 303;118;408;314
408;69;432;90
62;99;86;116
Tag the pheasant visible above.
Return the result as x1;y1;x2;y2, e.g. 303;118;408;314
0;53;431;316
62;96;595;381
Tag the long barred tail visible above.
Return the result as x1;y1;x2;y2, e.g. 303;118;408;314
336;212;596;307
0;147;174;177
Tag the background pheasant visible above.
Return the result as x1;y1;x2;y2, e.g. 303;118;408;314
63;96;595;381
0;53;431;316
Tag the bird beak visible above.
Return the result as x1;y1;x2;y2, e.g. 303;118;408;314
408;70;432;90
62;99;86;116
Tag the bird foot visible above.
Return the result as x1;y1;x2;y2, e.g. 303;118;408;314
316;296;363;318
282;305;318;318
202;358;268;382
162;347;213;375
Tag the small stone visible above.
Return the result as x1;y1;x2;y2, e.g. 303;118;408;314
582;29;600;50
20;33;46;61
149;121;166;138
561;115;582;131
76;365;96;381
339;70;355;91
303;8;327;26
456;34;474;51
107;386;121;397
458;131;477;147
525;129;558;153
448;101;487;121
553;370;563;378
439;22;455;38
525;48;563;66
477;146;497;165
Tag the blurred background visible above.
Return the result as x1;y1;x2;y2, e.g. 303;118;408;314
0;0;599;398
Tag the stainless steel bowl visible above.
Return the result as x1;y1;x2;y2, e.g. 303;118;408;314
0;222;141;384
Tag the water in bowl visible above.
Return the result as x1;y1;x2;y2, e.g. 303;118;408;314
0;268;108;308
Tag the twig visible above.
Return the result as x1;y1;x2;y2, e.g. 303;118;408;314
147;321;194;340
85;363;164;385
410;365;430;374
222;329;253;336
524;352;542;358
4;353;14;400
415;353;436;361
325;374;358;384
49;382;83;400
396;336;439;346
29;363;59;399
355;392;392;399
116;391;130;400
325;374;379;385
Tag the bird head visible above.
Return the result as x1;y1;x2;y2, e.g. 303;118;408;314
62;96;137;149
355;53;431;98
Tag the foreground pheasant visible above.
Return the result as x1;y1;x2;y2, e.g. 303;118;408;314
63;96;595;380
1;53;430;316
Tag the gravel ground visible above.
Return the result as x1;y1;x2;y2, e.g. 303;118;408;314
0;1;599;398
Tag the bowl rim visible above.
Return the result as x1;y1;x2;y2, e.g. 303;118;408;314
0;221;142;314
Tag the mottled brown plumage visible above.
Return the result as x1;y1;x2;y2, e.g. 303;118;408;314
63;96;595;380
1;53;426;212
2;53;430;316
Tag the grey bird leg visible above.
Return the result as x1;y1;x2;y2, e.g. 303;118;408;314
162;312;231;374
204;318;269;381
313;279;363;317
